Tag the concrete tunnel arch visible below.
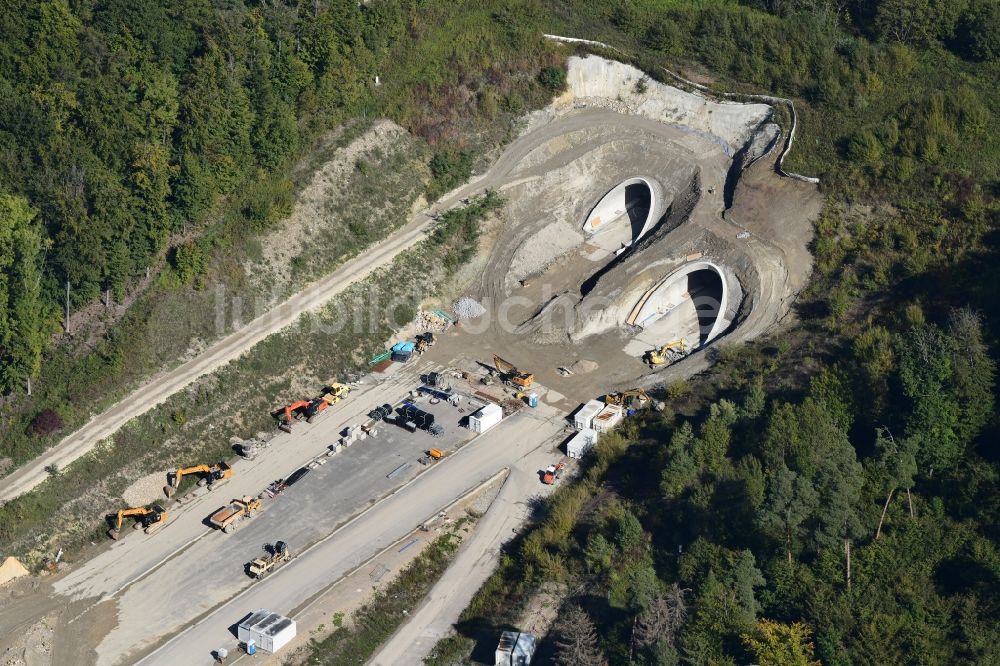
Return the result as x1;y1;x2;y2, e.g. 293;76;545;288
627;261;729;347
583;177;657;249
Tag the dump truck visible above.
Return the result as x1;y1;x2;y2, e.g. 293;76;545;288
108;505;168;540
248;541;290;579
164;461;232;497
542;462;566;485
209;496;262;533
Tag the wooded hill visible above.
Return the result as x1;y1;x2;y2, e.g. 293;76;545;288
424;1;1000;665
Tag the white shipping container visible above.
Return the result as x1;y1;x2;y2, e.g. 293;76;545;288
238;609;296;654
567;428;599;458
592;404;623;433
470;402;503;434
495;630;536;665
573;400;605;430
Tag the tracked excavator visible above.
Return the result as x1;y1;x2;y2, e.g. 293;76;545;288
108;505;168;540
274;382;351;433
164;461;232;497
492;354;534;389
644;339;690;366
605;388;652;407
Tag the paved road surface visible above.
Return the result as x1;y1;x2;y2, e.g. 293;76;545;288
0;108;728;504
135;405;567;666
370;465;541;665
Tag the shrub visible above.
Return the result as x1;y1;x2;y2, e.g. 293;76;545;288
538;65;568;92
29;409;63;436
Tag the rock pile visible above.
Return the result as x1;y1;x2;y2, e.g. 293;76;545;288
452;297;486;319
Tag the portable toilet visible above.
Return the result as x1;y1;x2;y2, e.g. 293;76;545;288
528;393;539;408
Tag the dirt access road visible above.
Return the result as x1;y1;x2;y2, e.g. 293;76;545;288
135;404;569;666
0;108;670;505
370;463;543;666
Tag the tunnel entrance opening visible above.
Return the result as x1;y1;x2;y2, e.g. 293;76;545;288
688;269;724;345
583;177;656;253
624;182;651;242
627;264;730;355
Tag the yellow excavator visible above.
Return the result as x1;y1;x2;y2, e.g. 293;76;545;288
108;505;168;540
644;338;690;366
605;388;652;407
493;354;534;389
164;461;233;497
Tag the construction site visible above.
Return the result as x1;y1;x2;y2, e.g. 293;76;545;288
0;54;820;666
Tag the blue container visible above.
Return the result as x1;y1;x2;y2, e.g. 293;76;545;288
626;408;636;417
246;640;256;655
528;393;539;408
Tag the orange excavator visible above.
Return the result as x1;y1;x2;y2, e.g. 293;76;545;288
107;505;168;540
274;382;351;433
274;399;311;433
164;461;232;497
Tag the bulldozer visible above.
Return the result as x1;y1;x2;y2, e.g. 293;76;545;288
493;354;534;389
605;388;651;408
164;461;232;497
644;338;690;366
108;505;168;540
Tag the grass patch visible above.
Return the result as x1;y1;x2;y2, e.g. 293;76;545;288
301;526;467;666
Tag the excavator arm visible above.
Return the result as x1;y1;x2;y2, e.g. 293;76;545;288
113;507;153;532
166;461;232;497
493;354;515;375
108;505;167;539
171;464;211;487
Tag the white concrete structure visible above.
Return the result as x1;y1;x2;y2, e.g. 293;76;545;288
592;405;623;434
237;610;296;654
583;177;657;251
629;261;729;347
470;403;503;434
573;400;605;430
567;428;598;459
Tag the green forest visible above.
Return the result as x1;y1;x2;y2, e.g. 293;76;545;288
0;0;998;664
431;1;1000;665
0;0;559;465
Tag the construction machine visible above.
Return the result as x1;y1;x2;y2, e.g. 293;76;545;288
492;354;534;389
644;338;690;366
108;505;168;540
604;388;652;408
542;462;566;485
274;399;311;433
209;496;262;533
418;448;444;465
274;382;351;433
415;332;436;354
248;541;290;579
165;461;232;497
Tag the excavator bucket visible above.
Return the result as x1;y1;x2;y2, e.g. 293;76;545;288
108;528;121;540
164;484;177;498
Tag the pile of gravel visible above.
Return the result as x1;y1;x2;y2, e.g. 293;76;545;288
452;297;486;319
122;470;169;506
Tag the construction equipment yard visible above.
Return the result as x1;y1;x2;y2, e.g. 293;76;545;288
0;53;822;666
